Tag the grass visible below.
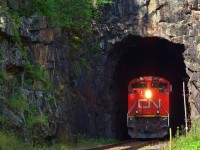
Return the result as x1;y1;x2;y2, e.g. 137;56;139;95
0;132;118;150
0;70;10;81
0;131;34;150
168;121;200;150
24;61;53;90
9;93;29;111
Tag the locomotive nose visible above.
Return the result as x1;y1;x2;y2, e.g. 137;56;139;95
145;90;152;99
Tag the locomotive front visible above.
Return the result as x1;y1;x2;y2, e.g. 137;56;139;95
127;76;171;138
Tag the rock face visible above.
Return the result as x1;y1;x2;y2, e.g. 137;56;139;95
0;1;76;144
86;0;200;138
1;0;200;143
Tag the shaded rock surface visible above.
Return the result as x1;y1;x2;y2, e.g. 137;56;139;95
0;1;75;144
1;0;200;143
86;0;200;138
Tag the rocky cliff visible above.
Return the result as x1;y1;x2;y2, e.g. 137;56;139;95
0;0;77;144
1;0;200;145
89;0;200;137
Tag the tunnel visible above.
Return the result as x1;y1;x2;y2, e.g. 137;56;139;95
109;35;189;139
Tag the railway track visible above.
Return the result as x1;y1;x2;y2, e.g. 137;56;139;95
85;140;158;150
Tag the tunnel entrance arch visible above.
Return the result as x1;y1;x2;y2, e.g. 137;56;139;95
108;35;189;139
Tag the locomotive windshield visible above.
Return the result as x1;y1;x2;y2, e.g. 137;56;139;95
151;82;168;89
132;82;147;88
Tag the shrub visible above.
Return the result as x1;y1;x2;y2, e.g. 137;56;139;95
0;131;35;150
170;121;200;150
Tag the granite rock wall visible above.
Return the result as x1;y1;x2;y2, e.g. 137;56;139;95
0;1;76;143
88;0;200;137
1;0;200;142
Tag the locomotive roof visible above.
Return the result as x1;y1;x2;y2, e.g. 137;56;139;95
131;76;169;82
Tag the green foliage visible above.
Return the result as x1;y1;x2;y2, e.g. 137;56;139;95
0;70;15;92
28;104;37;114
9;93;29;111
76;134;118;149
0;0;113;148
22;0;112;39
170;121;200;150
0;5;8;13
27;0;88;29
47;96;56;105
0;50;3;58
0;69;10;81
34;66;53;90
0;115;7;124
8;10;53;91
0;87;50;145
91;41;101;53
10;12;21;45
0;50;3;65
0;4;53;146
23;61;53;91
80;57;90;70
0;131;35;150
71;62;80;79
0;59;3;66
0;131;117;150
26;114;49;128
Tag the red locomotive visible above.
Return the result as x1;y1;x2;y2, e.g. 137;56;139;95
127;76;171;138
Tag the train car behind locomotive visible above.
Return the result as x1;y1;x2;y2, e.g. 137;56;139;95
127;76;171;138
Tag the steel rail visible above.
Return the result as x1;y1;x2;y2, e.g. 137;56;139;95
84;140;158;150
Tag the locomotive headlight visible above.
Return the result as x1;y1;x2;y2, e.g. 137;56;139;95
145;90;152;99
135;110;139;114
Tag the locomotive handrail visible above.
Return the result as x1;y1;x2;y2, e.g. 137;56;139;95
160;102;169;114
159;102;170;126
127;102;136;125
127;102;136;115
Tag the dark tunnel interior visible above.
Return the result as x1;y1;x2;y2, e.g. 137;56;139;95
111;35;189;139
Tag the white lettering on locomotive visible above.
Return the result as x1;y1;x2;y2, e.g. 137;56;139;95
138;99;161;108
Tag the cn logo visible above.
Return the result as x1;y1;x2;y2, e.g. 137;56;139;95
138;99;161;108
